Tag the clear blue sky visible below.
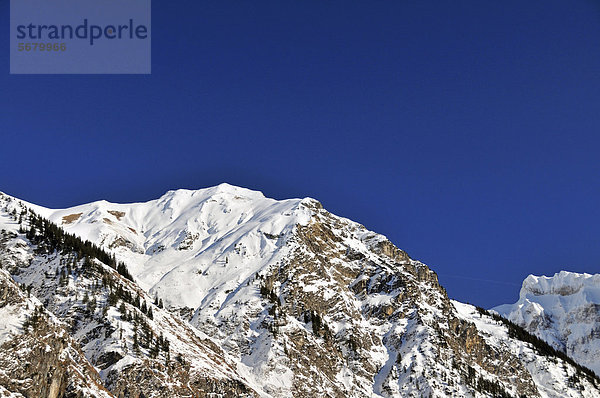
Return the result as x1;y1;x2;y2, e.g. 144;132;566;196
2;1;599;308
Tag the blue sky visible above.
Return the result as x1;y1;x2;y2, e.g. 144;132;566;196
2;1;600;308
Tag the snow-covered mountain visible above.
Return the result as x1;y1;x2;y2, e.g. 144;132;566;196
1;186;599;397
29;184;312;311
493;271;600;376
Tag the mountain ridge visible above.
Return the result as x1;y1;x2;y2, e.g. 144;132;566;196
1;186;599;397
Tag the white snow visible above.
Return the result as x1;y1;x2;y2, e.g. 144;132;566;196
493;270;600;375
11;185;313;312
0;294;25;345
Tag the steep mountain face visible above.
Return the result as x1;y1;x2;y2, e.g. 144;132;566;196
0;194;258;397
0;266;112;398
1;186;599;397
494;271;600;376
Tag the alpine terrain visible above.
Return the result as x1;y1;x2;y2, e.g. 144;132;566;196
494;271;600;377
0;184;598;397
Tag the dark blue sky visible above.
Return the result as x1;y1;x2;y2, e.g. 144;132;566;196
2;1;600;308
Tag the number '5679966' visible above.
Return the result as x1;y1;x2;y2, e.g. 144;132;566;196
18;43;67;51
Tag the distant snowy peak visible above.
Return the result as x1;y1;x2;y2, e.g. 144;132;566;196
520;270;600;298
493;271;600;375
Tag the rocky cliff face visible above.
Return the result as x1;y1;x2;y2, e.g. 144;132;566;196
1;187;599;397
0;266;111;398
191;199;594;397
494;271;600;376
0;195;258;398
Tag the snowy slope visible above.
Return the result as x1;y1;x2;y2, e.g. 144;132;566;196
493;271;600;375
454;300;599;398
26;184;312;310
0;193;259;397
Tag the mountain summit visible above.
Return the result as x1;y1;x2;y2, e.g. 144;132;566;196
494;271;600;376
0;186;598;397
29;185;314;308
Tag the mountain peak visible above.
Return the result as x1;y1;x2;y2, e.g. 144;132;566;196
161;183;267;200
521;270;600;298
494;270;600;375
